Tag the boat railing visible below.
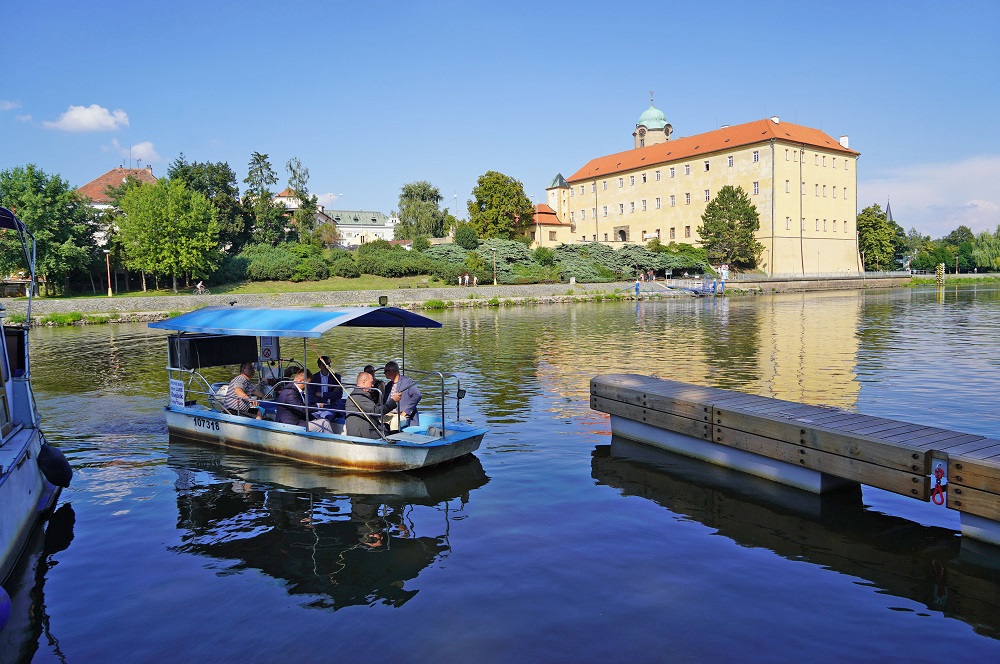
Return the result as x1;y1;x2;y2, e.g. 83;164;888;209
401;368;466;436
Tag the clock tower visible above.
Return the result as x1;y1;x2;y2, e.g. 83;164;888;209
633;94;672;149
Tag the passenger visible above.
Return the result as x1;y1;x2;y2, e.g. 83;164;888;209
383;360;421;429
308;355;344;425
345;371;400;439
224;361;265;419
276;369;332;432
364;364;386;405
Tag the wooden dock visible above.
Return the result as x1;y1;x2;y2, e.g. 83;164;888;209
591;374;1000;546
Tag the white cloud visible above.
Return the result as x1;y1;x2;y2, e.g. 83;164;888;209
859;155;1000;238
16;114;31;123
0;100;21;111
317;193;345;208
42;104;129;132
101;138;162;163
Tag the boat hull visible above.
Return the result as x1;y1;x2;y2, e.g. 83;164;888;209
0;428;60;585
164;405;485;472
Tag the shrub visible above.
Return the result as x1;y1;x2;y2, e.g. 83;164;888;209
213;254;249;283
292;256;330;282
454;223;479;250
412;236;431;252
423;299;447;310
330;256;360;278
7;313;26;324
423;243;470;265
534;246;555;266
41;312;83;325
240;244;298;281
84;314;110;324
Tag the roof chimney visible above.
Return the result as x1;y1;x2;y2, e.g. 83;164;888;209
770;116;780;124
839;135;849;149
146;164;153;174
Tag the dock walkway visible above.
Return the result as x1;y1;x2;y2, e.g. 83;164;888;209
591;374;1000;546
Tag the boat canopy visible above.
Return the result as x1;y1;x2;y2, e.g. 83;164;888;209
148;306;442;338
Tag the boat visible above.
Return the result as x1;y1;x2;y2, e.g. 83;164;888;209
148;305;488;471
0;207;72;631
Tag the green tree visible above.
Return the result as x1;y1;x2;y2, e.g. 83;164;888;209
0;164;97;295
395;181;447;239
285;157;319;244
696;185;763;270
856;204;895;271
119;179;220;292
467;171;534;240
973;226;1000;270
454;222;479;249
242;152;284;245
168;154;248;252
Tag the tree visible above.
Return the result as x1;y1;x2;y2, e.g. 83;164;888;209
696;185;763;270
0;164;97;294
973;226;1000;270
395;181;448;240
467;171;534;240
119;179;220;292
286;157;319;244
314;222;341;249
856;204;895;271
454;222;479;249
168;154;248;252
242;152;284;245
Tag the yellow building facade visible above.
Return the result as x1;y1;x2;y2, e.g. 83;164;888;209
544;108;862;275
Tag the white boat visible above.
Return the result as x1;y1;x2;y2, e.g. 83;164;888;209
148;305;488;472
0;207;72;630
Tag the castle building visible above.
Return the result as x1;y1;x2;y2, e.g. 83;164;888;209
543;104;862;274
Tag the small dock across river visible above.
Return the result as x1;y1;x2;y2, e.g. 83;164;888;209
591;374;1000;547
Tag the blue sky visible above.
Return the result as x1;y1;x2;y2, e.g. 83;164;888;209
3;0;998;239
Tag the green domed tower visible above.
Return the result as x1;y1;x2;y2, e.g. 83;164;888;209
633;96;673;148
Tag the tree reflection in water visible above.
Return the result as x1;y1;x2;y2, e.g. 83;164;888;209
168;438;489;610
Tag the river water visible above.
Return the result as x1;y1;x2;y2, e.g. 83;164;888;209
5;286;1000;662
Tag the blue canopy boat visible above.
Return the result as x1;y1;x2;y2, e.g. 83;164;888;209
148;306;487;471
0;207;72;628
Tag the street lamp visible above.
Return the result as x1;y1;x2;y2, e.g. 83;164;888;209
491;248;497;286
103;249;112;297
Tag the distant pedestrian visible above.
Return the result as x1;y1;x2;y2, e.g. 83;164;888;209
635;278;641;298
473;275;478;287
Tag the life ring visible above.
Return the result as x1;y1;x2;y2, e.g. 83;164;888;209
38;443;72;488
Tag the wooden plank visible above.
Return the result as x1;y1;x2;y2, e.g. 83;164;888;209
846;421;925;437
949;440;1000;461
917;434;987;453
875;425;951;443
950;455;1000;495
713;407;929;475
947;483;1000;522
893;430;985;450
591;376;714;421
713;424;929;499
591;395;711;441
803;414;882;431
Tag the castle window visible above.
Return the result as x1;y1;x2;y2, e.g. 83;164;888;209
641;199;647;211
753;150;759;162
814;155;819;165
704;189;710;201
592;207;596;217
785;180;790;193
753;182;759;195
786;216;791;230
669;167;675;178
549;231;556;241
728;156;734;167
801;182;805;195
580;186;585;194
603;206;608;217
630;202;635;213
570;188;574;197
815;219;819;231
670;227;676;239
640;139;644;147
685;193;691;205
591;183;595;193
684;225;691;238
655;170;661;181
630;175;635;186
619;203;624;214
785;149;789;161
618;178;624;188
570;212;575;222
801;218;805;231
642;173;647;183
670;195;676;207
823;219;827;231
604;233;608;241
823;156;827;167
832;157;837;169
684;164;691;175
704;161;710;172
655;197;661;209
603;180;607;190
833;220;837;232
815;184;819;196
794;151;798;162
823;185;827;197
581;209;586;220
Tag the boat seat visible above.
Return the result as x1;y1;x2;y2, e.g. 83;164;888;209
209;382;229;412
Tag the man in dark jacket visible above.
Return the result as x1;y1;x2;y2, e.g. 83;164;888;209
277;370;332;432
345;371;400;439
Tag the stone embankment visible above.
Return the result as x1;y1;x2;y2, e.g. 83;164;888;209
1;273;912;324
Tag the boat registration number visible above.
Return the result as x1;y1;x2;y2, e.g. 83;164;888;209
193;417;220;431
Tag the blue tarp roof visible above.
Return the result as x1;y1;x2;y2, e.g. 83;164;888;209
148;306;442;337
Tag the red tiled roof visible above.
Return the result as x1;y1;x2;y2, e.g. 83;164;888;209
566;119;858;183
276;188;295;198
534;203;568;226
76;166;157;204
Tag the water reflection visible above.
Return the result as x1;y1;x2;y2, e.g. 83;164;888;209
167;438;489;610
592;438;1000;639
0;503;76;663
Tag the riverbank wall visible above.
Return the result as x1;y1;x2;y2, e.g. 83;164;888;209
0;273;913;322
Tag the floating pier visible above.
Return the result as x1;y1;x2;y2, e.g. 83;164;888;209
591;374;1000;547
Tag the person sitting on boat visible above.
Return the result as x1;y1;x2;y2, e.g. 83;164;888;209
276;370;333;433
383;360;421;430
345;371;400;439
364;364;386;405
224;361;265;419
308;355;345;426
